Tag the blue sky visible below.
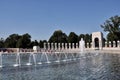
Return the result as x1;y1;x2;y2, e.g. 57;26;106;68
0;0;120;41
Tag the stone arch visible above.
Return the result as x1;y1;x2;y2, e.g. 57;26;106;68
92;32;103;50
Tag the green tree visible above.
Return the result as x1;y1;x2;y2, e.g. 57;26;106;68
5;34;20;48
84;34;92;47
0;38;5;48
16;33;31;48
68;32;78;43
39;40;46;48
101;15;120;41
49;30;68;43
33;40;39;46
16;39;21;48
21;33;31;48
84;34;92;43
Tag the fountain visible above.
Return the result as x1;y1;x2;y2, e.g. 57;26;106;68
13;52;21;67
1;51;120;80
26;53;37;66
62;52;68;62
40;52;51;64
0;52;2;68
68;53;76;61
54;52;61;63
54;52;75;62
26;46;39;66
80;38;85;52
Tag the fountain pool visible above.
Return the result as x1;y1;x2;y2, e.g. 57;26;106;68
0;52;120;80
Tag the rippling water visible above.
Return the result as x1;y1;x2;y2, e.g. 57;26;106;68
0;52;120;80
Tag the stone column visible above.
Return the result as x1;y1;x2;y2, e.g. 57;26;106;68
51;43;53;50
113;41;116;47
99;40;103;50
69;43;71;50
91;41;95;49
76;43;78;49
58;43;61;50
117;41;120;48
62;43;64;50
44;43;46;49
105;41;107;48
87;43;89;48
72;43;74;49
90;42;92;48
109;41;111;47
55;43;57;50
47;43;50;50
65;43;68;50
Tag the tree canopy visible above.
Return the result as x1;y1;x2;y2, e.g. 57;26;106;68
3;33;31;48
0;38;4;48
49;30;68;43
101;15;120;41
68;32;78;43
0;30;92;48
5;34;20;48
